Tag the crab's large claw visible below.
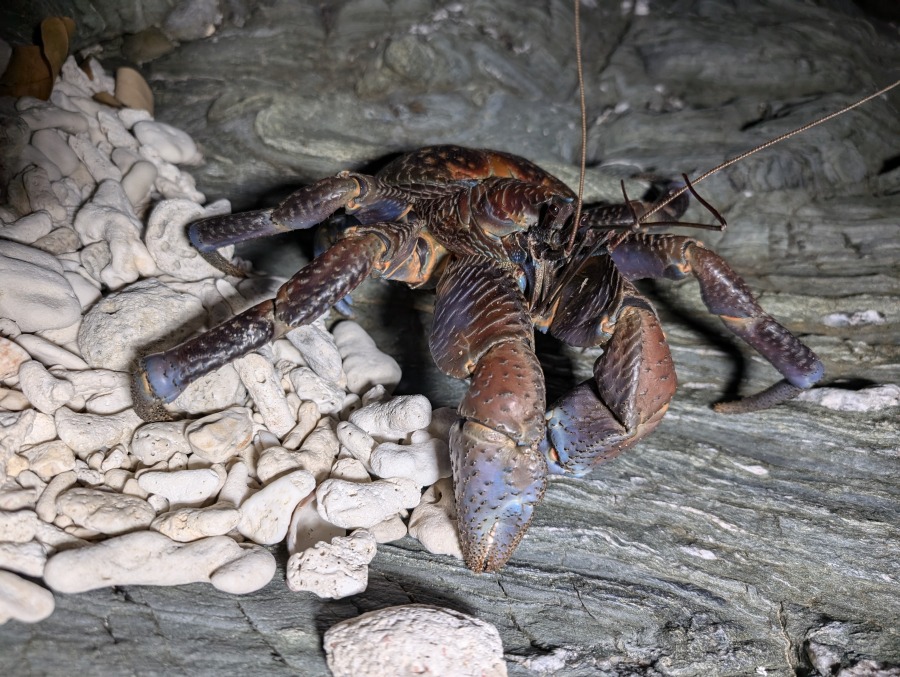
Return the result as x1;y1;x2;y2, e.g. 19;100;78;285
430;256;548;572
450;420;548;573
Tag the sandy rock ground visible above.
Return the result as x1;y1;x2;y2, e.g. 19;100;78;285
1;0;899;675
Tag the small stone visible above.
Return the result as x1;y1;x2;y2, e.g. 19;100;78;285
104;468;132;491
209;545;277;595
0;337;30;380
1;210;54;244
0;510;39;543
121;478;149;500
14;333;88;370
237;469;316;545
0;388;29;411
291;418;339;482
64;270;103;310
131;421;190;465
121;160;157;212
324;605;507;677
137;466;226;508
407;478;463;560
144;199;231;281
0;570;55;624
33;226;82;257
151;503;241;542
43;531;274;594
169;364;247;417
73;179;158;289
63;368;132;415
287;494;346;556
18;145;62;182
100;446;131;472
17;360;76;414
234;353;295;437
256;446;303;484
285;529;376;599
30;128;83;177
18;440;76;481
21;166;66;223
19;104;88;135
281;401;320;450
368;513;408;544
185;408;255;464
285;324;344;384
369;437;451;487
335;421;376;467
316;477;421;529
0;252;81;332
349;395;432;441
133;120;202;165
68;133;122;183
329;458;371;483
55;407;143;455
0;489;37;512
218;460;255;507
56;487;156;535
797;384;900;412
147;494;169;513
32;521;87;551
333;321;401;394
0;541;47;577
97;110;139;151
288;366;344;415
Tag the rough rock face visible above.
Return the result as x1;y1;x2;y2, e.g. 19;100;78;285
1;1;899;675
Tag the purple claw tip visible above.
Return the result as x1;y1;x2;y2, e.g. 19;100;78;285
451;421;548;573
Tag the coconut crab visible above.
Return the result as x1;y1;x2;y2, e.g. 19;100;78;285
130;142;829;572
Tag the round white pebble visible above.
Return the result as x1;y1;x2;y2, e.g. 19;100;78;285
324;605;507;677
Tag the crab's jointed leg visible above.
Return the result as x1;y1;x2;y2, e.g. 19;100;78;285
186;176;364;275
609;233;824;412
132;219;417;421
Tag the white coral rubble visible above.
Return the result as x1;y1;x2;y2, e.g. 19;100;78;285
0;55;462;631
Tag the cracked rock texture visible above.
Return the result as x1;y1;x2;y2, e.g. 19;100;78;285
2;0;899;675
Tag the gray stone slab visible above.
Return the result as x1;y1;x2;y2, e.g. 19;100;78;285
1;0;899;675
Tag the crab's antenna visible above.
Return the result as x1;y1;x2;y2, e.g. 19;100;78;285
573;0;587;233
639;78;900;223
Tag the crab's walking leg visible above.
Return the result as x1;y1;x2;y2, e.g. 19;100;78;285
132;221;416;421
546;264;677;476
187;175;363;274
431;256;548;573
609;233;824;412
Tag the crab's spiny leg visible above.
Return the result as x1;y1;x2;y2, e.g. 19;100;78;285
610;233;824;410
132;223;412;421
187;175;362;275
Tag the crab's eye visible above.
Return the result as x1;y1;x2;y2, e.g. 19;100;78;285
547;203;559;216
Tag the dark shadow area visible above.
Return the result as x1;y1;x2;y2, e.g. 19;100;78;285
878;153;900;175
534;330;577;405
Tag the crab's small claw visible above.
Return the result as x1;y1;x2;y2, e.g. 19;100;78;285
450;420;548;573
